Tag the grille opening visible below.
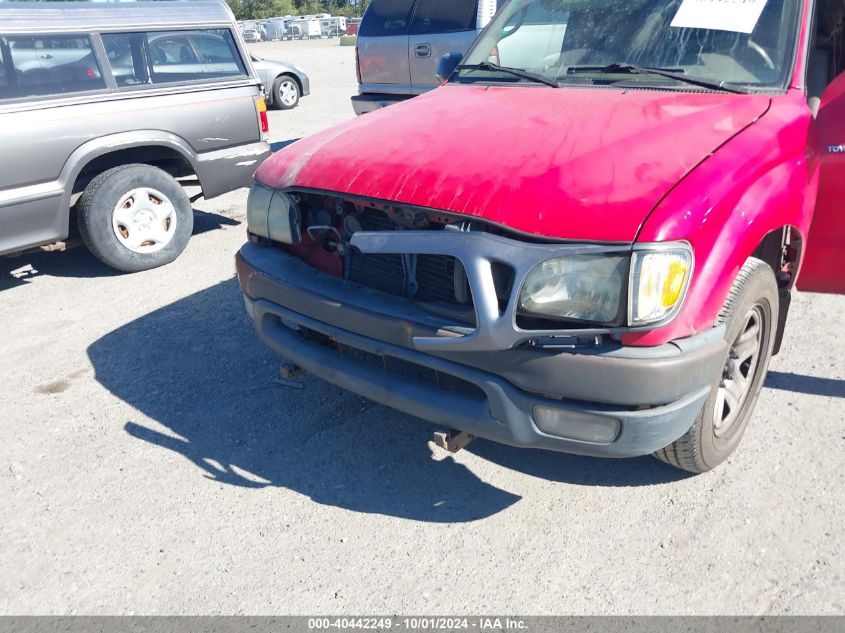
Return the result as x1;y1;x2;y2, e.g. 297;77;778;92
300;326;487;402
294;200;518;324
490;262;515;313
349;251;406;296
345;207;475;310
416;255;466;304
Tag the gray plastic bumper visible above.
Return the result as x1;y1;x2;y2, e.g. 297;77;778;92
236;245;726;458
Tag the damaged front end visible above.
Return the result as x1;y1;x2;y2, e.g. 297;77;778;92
237;185;724;457
243;186;663;352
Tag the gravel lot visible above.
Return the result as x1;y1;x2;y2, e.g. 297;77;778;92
1;39;844;616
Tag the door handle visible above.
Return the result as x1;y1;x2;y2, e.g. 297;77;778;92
414;44;431;58
39;53;53;60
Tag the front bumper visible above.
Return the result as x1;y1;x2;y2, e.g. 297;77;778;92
237;244;727;458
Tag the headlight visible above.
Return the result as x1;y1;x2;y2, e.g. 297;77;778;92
246;183;272;238
518;254;628;325
246;183;301;244
628;248;692;326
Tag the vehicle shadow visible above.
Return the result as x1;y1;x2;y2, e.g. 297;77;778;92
87;279;690;523
0;209;240;288
766;371;845;398
467;442;692;487
270;138;301;153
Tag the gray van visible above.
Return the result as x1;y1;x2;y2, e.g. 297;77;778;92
352;0;498;115
352;0;501;114
0;1;271;272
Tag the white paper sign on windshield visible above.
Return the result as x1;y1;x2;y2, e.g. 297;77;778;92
670;0;769;34
477;0;498;29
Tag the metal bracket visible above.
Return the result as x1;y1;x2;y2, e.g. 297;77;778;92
433;430;475;453
280;363;305;380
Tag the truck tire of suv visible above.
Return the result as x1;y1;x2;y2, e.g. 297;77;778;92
77;164;193;273
273;75;301;110
653;257;779;474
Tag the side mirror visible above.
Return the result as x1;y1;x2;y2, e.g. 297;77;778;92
436;52;463;83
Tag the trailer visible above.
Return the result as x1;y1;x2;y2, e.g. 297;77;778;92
319;16;346;37
288;18;321;40
263;19;286;41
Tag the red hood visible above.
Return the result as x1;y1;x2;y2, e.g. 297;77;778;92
255;85;771;242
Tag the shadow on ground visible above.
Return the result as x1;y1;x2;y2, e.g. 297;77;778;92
1;209;240;289
766;371;845;398
88;279;695;522
270;138;301;153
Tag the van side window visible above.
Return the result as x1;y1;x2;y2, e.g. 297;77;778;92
102;33;150;87
0;44;8;93
360;0;416;37
410;0;478;34
0;34;105;100
102;29;246;88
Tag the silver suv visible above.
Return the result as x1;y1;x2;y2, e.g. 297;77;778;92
352;0;499;115
0;0;272;272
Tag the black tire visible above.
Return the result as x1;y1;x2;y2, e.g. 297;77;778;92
654;257;779;473
273;74;301;110
77;164;193;273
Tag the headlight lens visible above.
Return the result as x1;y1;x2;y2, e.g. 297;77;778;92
518;255;628;325
267;191;301;244
246;183;300;244
629;249;692;325
246;182;273;239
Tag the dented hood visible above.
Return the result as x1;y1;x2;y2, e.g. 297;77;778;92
255;85;771;242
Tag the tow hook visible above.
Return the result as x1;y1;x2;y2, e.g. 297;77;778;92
274;362;306;389
280;363;305;380
433;430;475;453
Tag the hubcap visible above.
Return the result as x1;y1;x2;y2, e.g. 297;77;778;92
111;187;177;254
713;306;764;438
278;80;298;106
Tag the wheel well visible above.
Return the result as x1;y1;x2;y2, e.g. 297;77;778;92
72;146;196;196
276;72;302;94
751;226;801;356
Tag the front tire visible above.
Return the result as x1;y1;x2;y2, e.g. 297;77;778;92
273;75;301;110
654;257;779;473
77;164;193;273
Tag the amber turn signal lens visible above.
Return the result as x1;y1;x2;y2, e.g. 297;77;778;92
629;249;692;326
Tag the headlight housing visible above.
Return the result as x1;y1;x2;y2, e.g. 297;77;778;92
518;254;629;325
246;183;301;244
628;248;692;326
517;245;692;329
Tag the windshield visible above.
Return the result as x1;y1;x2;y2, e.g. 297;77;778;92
458;0;801;91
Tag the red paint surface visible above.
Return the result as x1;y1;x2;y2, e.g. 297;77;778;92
626;91;818;345
256;86;770;243
797;73;845;294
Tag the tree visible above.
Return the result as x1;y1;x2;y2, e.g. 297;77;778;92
232;0;297;20
227;0;368;20
225;0;243;19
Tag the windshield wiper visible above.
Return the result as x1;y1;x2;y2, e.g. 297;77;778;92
457;61;560;88
566;63;750;94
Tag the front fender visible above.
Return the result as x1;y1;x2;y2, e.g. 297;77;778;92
626;91;817;347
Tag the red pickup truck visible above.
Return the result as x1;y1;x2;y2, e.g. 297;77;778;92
237;0;845;473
